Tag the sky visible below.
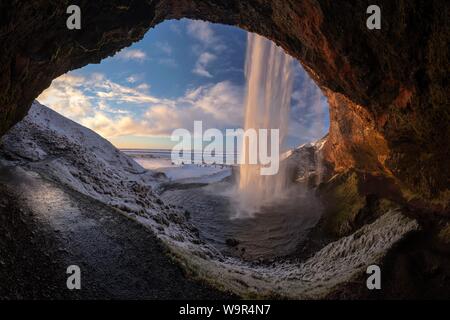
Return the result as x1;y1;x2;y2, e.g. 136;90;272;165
37;19;329;150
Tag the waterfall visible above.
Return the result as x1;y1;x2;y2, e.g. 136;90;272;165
237;33;294;215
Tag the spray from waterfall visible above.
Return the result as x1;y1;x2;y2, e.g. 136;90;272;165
237;33;294;216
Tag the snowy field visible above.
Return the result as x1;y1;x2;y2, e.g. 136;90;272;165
122;149;232;183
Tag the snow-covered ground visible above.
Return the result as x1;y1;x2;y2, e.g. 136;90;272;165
130;157;173;171
0;101;421;299
129;155;231;182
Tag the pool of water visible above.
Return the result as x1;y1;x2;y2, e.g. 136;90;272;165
161;181;322;261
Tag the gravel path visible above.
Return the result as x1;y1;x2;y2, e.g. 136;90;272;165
0;165;233;299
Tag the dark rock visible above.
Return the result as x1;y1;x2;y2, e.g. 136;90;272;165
152;172;167;179
225;238;240;247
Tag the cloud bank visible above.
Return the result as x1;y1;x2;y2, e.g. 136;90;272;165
38;72;244;140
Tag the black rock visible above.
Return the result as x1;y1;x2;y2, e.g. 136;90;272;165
225;238;240;247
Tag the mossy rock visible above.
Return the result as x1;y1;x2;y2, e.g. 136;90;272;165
317;170;399;237
319;171;365;236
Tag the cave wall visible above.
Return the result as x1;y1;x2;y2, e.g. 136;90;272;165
0;0;448;208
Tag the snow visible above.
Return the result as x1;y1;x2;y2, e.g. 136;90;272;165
132;157;174;171
160;164;230;181
0;101;167;214
172;167;232;184
0;101;420;298
128;150;232;183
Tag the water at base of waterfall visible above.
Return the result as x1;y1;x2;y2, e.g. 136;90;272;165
161;180;322;261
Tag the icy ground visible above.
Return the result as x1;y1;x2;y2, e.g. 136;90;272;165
0;101;420;298
121;148;232;184
131;157;232;183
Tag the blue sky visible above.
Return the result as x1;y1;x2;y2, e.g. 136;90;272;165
38;19;329;150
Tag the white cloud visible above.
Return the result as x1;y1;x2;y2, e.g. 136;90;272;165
126;74;145;84
187;20;217;46
135;83;150;92
192;52;216;77
37;74;92;119
38;72;245;140
80;112;148;138
97;101;130;115
93;81;244;138
115;49;147;62
92;78;161;104
155;41;172;55
186;20;227;52
126;76;138;83
143;81;244;135
187;20;226;78
38;72;163;120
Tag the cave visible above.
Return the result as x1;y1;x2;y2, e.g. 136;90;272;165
1;0;448;206
0;1;449;300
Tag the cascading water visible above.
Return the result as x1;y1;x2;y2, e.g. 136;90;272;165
237;33;294;215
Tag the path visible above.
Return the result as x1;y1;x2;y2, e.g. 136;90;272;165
0;165;232;299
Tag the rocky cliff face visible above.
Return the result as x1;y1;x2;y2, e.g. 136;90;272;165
0;1;448;209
